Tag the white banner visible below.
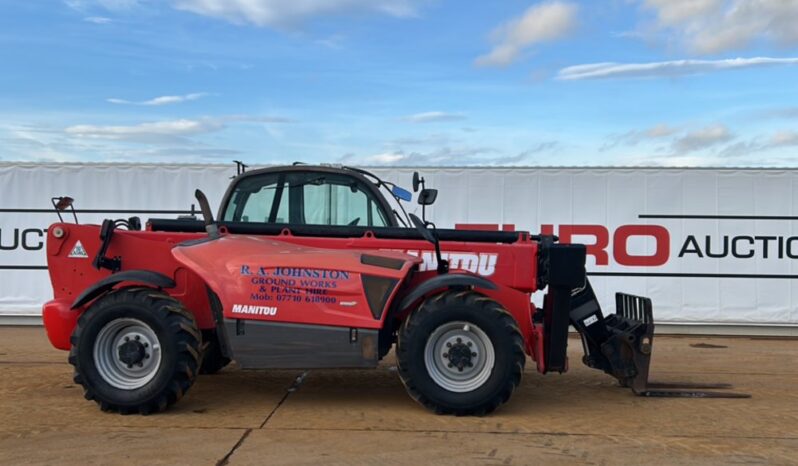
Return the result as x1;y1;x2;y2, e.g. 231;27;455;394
1;163;797;326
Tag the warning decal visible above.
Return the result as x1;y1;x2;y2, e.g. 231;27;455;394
68;241;88;258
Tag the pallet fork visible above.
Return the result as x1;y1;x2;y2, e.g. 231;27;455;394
570;282;750;398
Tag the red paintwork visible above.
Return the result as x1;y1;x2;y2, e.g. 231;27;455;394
42;299;78;350
172;235;419;329
43;222;550;370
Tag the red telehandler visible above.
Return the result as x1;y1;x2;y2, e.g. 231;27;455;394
42;164;746;415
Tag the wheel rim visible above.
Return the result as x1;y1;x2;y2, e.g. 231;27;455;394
93;318;162;390
423;320;495;393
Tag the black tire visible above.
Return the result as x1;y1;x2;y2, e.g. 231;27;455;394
199;329;231;375
397;290;525;416
68;287;201;415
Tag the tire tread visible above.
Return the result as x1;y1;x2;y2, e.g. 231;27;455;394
68;287;201;415
397;290;525;416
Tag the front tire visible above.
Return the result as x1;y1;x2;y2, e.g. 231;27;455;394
397;290;525;416
69;287;201;414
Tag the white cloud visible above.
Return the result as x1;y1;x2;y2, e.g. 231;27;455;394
104;147;243;162
1;119;254;163
0;125;80;163
721;130;798;157
84;16;113;23
387;133;450;146
644;0;721;26
759;107;798;119
368;152;407;164
644;124;677;139
171;0;421;27
355;142;558;166
671;124;733;153
557;57;798;80
107;92;209;106
626;154;725;167
223;114;292;123
771;130;798;146
602;123;678;150
358;147;493;165
315;34;346;50
401;111;466;123
476;1;578;67
64;115;292;143
607;122;737;160
63;115;290;144
65;119;224;142
65;0;142;12
607;123;798;166
640;0;798;54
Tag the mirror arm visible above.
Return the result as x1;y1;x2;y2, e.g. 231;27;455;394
409;213;448;275
431;227;448;274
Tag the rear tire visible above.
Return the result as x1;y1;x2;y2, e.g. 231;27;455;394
397;290;525;416
69;287;201;415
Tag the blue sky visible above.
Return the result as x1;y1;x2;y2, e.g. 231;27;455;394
1;0;797;166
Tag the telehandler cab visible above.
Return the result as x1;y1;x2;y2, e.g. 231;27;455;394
42;164;747;415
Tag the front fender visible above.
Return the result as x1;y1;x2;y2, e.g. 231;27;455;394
396;273;497;312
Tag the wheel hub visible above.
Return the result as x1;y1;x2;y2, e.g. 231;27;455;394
424;321;495;393
445;341;475;370
93;318;162;390
118;339;146;366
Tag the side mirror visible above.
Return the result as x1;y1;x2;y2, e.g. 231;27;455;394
418;188;437;206
412;172;422;192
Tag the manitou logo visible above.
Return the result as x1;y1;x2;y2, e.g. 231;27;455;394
231;304;278;316
402;250;498;276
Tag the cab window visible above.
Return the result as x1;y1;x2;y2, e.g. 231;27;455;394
303;181;386;227
223;173;288;223
222;171;389;227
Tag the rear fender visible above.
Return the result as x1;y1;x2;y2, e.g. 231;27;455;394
71;269;176;309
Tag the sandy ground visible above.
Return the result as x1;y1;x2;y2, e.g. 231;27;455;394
0;326;796;465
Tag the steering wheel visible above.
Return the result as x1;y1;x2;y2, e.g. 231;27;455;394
347;217;361;226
